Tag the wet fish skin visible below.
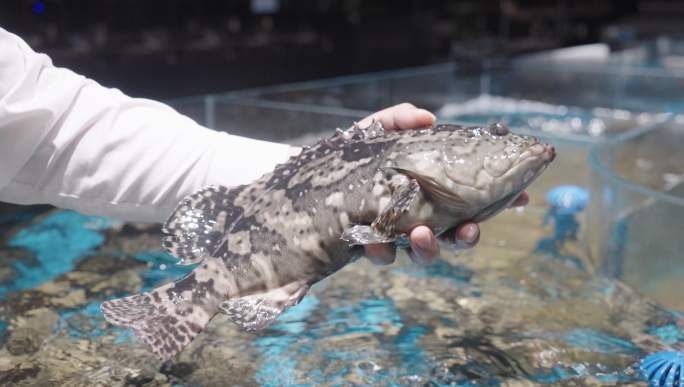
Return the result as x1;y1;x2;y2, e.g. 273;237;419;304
100;121;555;360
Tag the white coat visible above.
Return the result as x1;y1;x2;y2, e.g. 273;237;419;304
0;28;292;223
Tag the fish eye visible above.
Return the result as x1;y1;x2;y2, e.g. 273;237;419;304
487;123;509;136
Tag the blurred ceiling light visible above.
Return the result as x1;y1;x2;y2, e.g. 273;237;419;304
251;0;280;15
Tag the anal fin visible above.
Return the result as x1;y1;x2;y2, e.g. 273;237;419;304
219;283;310;330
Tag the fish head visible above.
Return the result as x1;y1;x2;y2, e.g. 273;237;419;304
442;123;554;191
384;123;555;220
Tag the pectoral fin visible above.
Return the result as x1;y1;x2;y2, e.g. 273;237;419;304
394;168;473;213
341;225;406;244
341;178;420;245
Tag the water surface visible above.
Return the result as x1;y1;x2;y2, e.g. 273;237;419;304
0;207;675;386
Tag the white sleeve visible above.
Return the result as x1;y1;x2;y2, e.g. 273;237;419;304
0;28;292;223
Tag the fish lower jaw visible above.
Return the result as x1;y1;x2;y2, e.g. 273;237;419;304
513;143;555;168
545;143;557;162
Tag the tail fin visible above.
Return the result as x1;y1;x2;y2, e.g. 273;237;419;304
101;272;220;361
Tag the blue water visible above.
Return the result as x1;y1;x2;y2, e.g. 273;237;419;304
2;211;196;298
0;208;675;386
254;294;427;386
649;324;684;345
133;251;196;292
2;211;120;296
0;210;195;345
560;329;639;355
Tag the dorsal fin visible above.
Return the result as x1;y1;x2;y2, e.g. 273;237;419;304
333;127;345;138
292;120;386;165
346;122;365;140
361;120;386;139
343;120;385;141
268;122;370;178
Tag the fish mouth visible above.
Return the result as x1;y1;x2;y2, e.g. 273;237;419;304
511;139;555;169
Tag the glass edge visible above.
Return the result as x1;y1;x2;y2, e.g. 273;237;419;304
214;97;374;118
162;58;684;108
223;62;459;98
499;58;684;78
229;59;684;99
587;120;684;208
161;62;457;106
166;95;635;145
164;94;209;107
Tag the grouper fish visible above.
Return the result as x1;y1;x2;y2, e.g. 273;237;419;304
101;121;556;360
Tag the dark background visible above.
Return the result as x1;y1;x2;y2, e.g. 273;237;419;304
0;0;678;101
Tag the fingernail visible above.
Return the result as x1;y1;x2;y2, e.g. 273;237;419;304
416;236;431;251
464;226;478;243
415;228;432;250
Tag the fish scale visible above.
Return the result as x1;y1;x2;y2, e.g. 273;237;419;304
101;121;556;361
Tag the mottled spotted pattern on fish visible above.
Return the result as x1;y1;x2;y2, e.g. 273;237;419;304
101;121;556;360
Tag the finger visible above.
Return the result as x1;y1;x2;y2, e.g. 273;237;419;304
363;243;396;266
438;222;480;250
357;103;415;129
357;103;436;130
408;225;440;265
510;191;529;208
454;222;480;249
393;105;437;130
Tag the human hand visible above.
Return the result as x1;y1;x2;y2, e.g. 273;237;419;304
355;103;529;266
